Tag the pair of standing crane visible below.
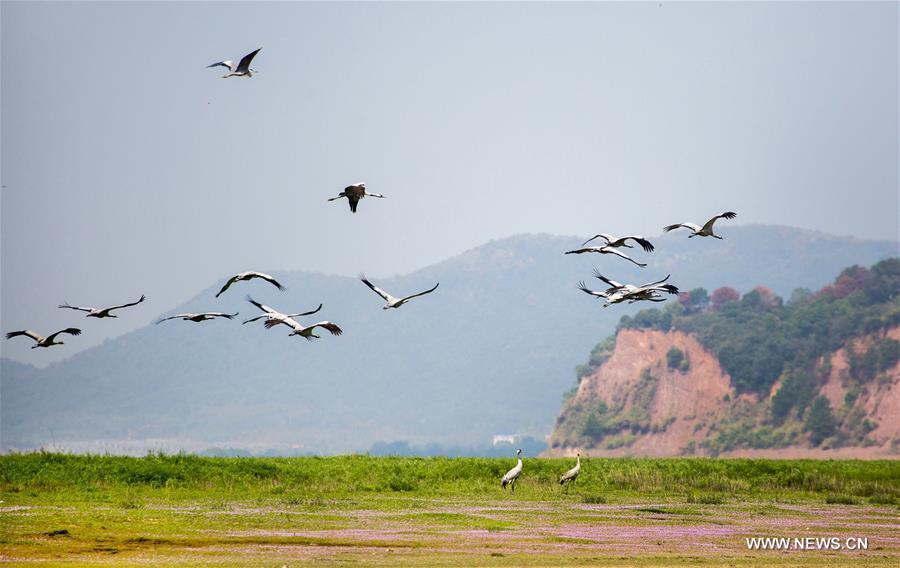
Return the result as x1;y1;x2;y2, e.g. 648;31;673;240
501;449;582;493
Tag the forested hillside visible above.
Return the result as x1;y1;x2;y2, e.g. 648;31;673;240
551;259;900;456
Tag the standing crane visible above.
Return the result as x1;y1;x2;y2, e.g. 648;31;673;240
663;211;737;239
501;449;524;492
558;451;581;492
58;294;146;318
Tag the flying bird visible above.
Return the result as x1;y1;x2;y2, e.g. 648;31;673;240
216;271;285;298
559;451;581;491
581;234;654;253
6;328;81;348
155;312;238;324
663;211;737;239
501;449;524;492
242;296;322;329
564;245;647;267
283;318;343;341
58;295;146;318
592;270;672;295
578;273;679;307
328;183;385;213
207;48;261;78
359;275;439;309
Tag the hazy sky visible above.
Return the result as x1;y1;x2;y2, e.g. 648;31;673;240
2;1;898;366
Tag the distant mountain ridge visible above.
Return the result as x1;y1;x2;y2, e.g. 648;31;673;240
2;226;896;454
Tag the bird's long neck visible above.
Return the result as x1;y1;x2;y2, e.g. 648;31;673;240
576;456;580;468
516;458;522;469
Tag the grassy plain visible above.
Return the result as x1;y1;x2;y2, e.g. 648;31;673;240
1;453;898;566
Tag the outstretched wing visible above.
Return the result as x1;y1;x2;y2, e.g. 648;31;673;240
658;284;680;295
622;236;654;253
701;211;737;233
582;233;613;247
287;303;323;318
215;275;239;297
207;60;234;71
242;314;267;325
156;313;194;324
245;294;276;315
359;274;391;302
105;294;146;313
58;302;94;313
564;247;597;255
248;272;285;291
348;194;360;213
638;274;670;289
663;222;701;233
207;312;238;319
602;247;646;267
45;328;82;342
400;283;439;303
235;48;261;73
592;269;624;290
577;282;608;299
5;330;43;342
309;321;343;336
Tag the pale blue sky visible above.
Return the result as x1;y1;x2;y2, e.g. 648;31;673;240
2;1;898;365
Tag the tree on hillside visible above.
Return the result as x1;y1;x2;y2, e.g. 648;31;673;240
819;265;870;300
711;286;740;310
805;396;836;446
679;288;709;314
864;258;900;303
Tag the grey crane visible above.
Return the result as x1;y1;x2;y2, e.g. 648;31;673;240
359;275;439;309
663;211;737;239
6;328;81;348
155;312;238;324
216;271;285;298
328;183;385;213
58;294;146;318
242;296;322;329
581;234;654;253
501;449;524;492
207;48;261;78
559;451;581;492
283;317;343;341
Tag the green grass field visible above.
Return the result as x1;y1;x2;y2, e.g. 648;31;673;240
2;453;898;566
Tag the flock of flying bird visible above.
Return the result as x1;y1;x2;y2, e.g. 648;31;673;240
6;47;738;490
499;211;737;489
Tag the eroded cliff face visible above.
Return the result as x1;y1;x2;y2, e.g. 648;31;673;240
818;327;900;447
548;327;898;458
